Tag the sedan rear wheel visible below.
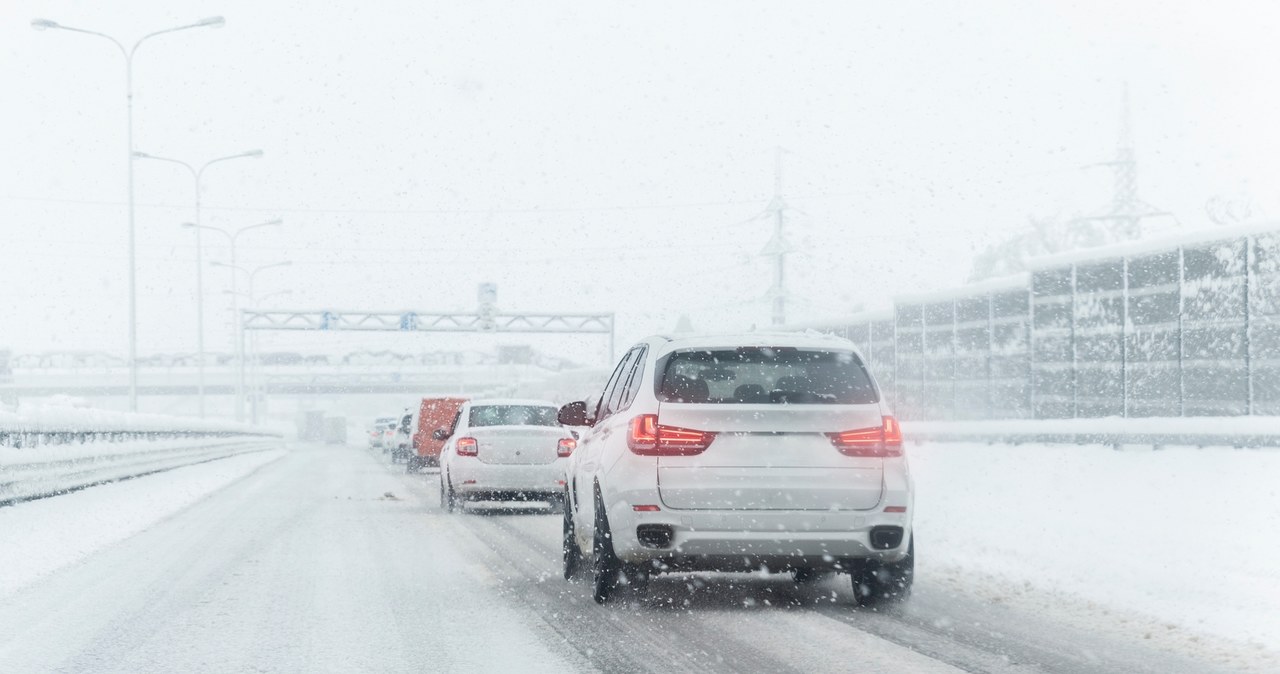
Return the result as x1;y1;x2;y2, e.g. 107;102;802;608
440;474;457;513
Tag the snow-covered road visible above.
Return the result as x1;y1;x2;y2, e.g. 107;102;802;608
0;443;1268;673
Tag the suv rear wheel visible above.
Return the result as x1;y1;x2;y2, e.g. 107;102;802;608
851;535;914;607
590;487;650;603
591;488;622;604
563;491;581;580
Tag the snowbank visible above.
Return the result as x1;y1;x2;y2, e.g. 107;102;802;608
0;449;285;597
908;416;1280;448
912;441;1280;651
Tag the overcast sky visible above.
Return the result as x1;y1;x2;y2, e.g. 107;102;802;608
3;0;1278;364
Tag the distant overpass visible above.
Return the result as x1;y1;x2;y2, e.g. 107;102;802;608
1;364;553;398
0;348;586;403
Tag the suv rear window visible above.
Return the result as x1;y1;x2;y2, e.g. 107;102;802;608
468;405;558;427
656;347;879;404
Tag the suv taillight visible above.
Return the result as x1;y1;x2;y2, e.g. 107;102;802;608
627;414;715;455
557;437;576;457
456;437;479;457
828;416;903;457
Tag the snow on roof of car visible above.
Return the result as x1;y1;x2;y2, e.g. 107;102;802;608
652;331;857;353
464;398;559;408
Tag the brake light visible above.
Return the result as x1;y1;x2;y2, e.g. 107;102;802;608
456;437;479;457
627;414;716;455
628;415;658;452
828;416;903;457
557;437;576;457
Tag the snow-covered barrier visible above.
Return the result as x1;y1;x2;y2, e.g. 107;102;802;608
0;437;281;506
906;416;1280;448
0;404;280;449
0;405;284;505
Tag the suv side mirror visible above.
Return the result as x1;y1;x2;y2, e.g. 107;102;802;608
432;428;449;441
557;400;591;427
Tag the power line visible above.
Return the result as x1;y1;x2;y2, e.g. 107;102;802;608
0;190;886;216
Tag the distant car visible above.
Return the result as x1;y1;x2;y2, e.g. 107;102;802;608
369;417;396;449
380;419;399;454
559;333;914;605
398;396;468;473
388;411;413;463
438;399;576;513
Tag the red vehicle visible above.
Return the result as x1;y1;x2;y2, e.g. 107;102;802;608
405;397;468;471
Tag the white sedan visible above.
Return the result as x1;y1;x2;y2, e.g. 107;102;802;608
438;399;576;513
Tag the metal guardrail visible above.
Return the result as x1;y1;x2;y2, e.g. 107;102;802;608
0;438;282;507
0;429;280;449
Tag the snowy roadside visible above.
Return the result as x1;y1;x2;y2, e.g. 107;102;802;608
911;441;1280;659
907;416;1280;447
0;448;286;598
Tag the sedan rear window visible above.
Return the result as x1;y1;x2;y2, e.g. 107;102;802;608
657;347;878;404
468;405;559;427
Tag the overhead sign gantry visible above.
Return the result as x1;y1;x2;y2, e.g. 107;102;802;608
232;283;616;420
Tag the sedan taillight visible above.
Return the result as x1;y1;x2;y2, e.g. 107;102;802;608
456;437;479;457
557;437;576;457
828;416;903;457
627;414;715;456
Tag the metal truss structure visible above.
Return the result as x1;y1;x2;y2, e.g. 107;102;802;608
242;309;616;357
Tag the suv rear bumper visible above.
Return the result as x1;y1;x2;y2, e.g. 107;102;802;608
607;507;912;567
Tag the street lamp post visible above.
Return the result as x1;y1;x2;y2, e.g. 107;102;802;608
33;16;225;412
186;219;283;421
134;149;263;418
223;281;293;424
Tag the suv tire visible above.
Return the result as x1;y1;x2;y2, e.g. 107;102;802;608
591;488;622;604
563;491;582;580
852;535;914;607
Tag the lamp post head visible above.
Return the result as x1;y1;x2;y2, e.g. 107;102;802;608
265;218;284;226
31;18;59;31
133;151;151;159
246;149;264;159
198;16;226;28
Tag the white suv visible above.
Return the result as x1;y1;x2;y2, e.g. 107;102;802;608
558;333;914;605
